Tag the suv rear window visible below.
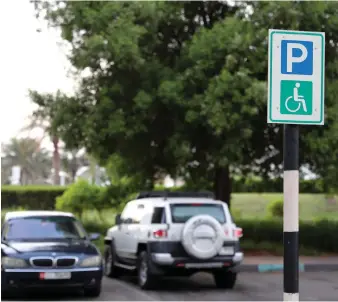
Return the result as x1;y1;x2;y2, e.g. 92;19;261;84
170;203;226;224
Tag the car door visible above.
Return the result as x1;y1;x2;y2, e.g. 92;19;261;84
114;203;134;259
124;202;149;259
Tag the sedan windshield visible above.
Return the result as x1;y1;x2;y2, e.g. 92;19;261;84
3;216;87;240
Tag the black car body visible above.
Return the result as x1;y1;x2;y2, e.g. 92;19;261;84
1;211;103;297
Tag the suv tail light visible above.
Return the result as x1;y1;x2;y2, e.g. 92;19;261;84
153;229;168;238
233;227;243;238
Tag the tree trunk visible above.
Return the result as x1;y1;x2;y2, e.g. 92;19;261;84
90;159;96;185
213;166;232;208
52;136;60;185
71;155;77;183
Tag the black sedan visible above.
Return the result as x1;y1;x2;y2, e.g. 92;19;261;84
1;211;103;298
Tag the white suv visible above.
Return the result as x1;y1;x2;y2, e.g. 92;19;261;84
103;191;243;290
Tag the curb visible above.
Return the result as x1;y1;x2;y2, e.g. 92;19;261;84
239;263;338;273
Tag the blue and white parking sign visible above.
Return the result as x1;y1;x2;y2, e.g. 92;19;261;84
281;40;313;75
268;29;325;125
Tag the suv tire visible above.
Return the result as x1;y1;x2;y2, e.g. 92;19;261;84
137;251;157;290
213;271;237;289
104;244;123;278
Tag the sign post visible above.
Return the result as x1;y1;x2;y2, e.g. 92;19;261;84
268;29;325;302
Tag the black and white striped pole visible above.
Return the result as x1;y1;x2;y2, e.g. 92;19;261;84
283;124;299;301
268;29;325;301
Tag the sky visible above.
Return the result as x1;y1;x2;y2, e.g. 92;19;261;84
0;0;75;146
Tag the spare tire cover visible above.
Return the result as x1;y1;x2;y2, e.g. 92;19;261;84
181;215;225;260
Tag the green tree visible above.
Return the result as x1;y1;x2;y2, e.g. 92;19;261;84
26;90;74;185
245;1;338;189
34;1;338;206
34;1;248;204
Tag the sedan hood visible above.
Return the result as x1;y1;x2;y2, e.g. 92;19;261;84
5;240;98;255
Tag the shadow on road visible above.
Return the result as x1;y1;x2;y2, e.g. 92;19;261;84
3;289;90;301
120;272;246;292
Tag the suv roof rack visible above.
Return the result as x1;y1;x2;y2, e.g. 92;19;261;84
136;191;215;200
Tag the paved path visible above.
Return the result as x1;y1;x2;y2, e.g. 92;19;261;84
5;272;338;301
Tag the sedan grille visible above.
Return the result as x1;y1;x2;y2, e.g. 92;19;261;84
56;258;77;267
31;258;53;267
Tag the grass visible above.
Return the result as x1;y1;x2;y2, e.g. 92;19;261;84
78;193;338;223
2;193;337;223
2;193;337;224
231;193;338;221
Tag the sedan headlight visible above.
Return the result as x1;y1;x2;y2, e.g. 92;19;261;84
2;257;28;268
80;256;102;267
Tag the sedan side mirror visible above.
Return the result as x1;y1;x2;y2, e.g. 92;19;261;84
89;233;100;241
115;214;121;225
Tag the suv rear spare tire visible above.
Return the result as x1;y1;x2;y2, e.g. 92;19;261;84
181;215;225;259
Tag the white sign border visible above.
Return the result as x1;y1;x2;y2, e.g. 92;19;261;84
267;29;325;125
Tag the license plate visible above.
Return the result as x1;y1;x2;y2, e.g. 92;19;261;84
39;272;71;280
219;247;234;255
185;263;223;268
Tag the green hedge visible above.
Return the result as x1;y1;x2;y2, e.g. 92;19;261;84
1;186;67;210
236;218;338;253
78;216;338;253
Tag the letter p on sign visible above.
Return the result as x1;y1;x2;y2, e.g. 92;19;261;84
281;40;313;75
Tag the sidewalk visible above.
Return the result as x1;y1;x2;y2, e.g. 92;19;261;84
240;256;338;272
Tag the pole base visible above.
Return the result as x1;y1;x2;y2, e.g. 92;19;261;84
284;292;299;301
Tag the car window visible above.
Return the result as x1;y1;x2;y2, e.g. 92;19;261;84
3;216;87;240
121;203;148;224
132;204;146;224
151;207;167;224
121;203;134;223
170;203;226;224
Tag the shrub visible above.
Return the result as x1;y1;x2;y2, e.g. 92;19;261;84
267;199;283;218
55;180;104;215
1;186;66;209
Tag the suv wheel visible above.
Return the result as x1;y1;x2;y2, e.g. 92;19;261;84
137;251;156;290
213;271;237;289
104;244;123;278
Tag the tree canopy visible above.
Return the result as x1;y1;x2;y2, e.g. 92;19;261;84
34;1;338;205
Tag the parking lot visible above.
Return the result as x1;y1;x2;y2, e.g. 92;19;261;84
5;272;338;301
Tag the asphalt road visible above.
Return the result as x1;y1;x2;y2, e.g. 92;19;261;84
5;272;338;301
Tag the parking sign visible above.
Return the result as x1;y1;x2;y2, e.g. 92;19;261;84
268;30;325;125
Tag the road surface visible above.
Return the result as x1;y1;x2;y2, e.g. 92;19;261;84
4;272;338;301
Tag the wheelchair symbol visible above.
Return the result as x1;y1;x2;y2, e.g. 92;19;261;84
285;82;307;113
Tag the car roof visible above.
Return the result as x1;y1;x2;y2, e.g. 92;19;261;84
132;197;225;205
4;211;75;221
